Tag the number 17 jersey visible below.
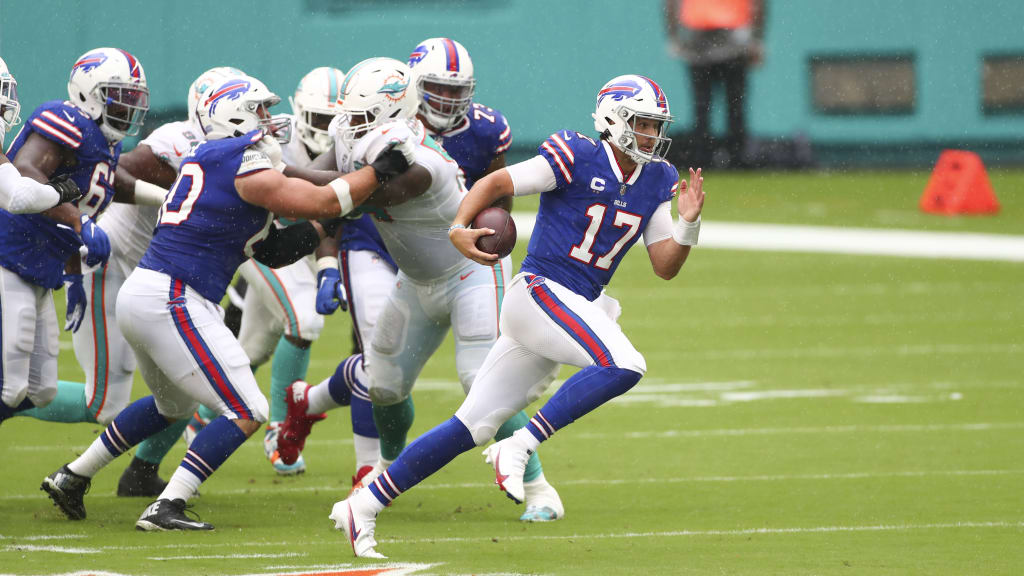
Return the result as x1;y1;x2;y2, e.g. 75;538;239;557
521;130;679;301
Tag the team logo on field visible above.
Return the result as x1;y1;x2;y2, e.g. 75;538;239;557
204;79;252;115
597;79;642;104
70;52;108;77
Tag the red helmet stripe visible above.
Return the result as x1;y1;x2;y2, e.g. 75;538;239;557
442;38;459;72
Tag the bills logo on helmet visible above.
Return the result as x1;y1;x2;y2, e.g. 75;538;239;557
639;75;669;112
205;79;251;115
408;45;429;67
378;76;408;102
70;52;109;78
597;79;642;104
118;49;143;80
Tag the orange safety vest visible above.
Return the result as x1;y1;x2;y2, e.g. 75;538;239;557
679;0;752;30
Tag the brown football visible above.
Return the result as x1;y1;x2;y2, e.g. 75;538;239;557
472;207;517;258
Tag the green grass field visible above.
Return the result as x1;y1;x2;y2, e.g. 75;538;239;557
1;170;1022;575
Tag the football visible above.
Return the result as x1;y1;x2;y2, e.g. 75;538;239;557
472;207;517;258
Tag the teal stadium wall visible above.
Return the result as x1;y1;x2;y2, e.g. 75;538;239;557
2;0;1023;164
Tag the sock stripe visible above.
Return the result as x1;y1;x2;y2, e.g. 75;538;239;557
528;417;551;439
381;470;401;495
101;428;129;455
536;411;556;435
372;477;396;501
107;421;131;452
180;459;210;481
368;480;391;504
185;449;216;476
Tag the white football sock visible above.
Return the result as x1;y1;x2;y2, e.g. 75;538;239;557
353;434;381;470
159;467;203;502
67;436;118;478
306;378;341;414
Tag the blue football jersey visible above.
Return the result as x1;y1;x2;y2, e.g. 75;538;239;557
434;102;512;189
139;130;274;303
0;100;121;288
521;130;679;301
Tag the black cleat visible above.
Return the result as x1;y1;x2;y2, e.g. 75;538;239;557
41;464;91;520
136;498;214;531
117;457;168;498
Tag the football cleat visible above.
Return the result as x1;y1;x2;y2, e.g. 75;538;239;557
520;475;565;522
181;409;210;447
277;381;326;466
264;422;307;475
117;457;168;498
136;498;213;531
41;464;91;520
483;436;533;505
330;495;385;558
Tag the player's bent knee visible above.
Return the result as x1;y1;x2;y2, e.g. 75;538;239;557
368;386;405;406
29;387;57;409
284;334;313;350
615;350;647;376
247;395;270;424
455;410;516;446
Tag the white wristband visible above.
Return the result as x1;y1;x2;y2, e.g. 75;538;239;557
134;179;169;206
328;178;354;216
672;215;701;246
316;256;339;273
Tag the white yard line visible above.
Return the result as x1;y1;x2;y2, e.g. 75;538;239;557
512;213;1024;262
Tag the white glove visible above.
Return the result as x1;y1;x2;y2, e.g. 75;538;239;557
254;135;286;172
354;120;418;167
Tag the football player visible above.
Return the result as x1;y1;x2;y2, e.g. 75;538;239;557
22;67;244;497
0;48;146;423
39;73;415;530
231;66;347;475
0;57;82;213
332;75;705;558
306;40;564;522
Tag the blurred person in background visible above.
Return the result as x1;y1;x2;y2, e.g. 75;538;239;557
666;0;764;169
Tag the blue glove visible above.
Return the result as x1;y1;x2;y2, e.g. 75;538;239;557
63;274;86;332
316;267;348;315
79;214;110;267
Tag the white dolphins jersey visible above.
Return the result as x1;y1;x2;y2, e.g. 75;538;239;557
334;119;467;283
281;114;315;168
99;120;201;276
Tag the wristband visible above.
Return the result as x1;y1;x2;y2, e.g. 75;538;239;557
317;256;339;273
672;215;701;246
134;179;169;206
447;223;467;236
328;178;354;216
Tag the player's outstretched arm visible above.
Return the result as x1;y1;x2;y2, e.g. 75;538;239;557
0;155;65;213
13;133;85;228
448;168;516;264
647;167;705;280
236;166;377;220
111;145;175;206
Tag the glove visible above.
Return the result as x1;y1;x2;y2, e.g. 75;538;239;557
48;174;82;204
370;142;414;185
63;274;86;333
79;214;111;267
254;134;286;172
315;267;348;315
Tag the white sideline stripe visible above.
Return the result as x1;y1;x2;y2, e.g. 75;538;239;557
0;534;88;541
381;520;1024;545
146;552;304;560
4;469;1019;502
576;421;1024;439
511;213;1024;262
2;544;99;554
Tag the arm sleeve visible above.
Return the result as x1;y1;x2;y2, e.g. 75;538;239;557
507;155;558;197
250;221;321;268
642;200;675;246
0;162;61;214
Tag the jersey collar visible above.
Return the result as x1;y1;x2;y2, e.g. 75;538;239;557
601;140;643;185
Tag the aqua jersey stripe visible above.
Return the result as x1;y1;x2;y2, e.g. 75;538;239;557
88;266;109;416
254;262;300;338
327;68;338;105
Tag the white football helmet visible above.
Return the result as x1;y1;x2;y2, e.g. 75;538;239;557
290;66;345;156
407;38;475;132
67;47;149;143
187;66;245;126
0;57;21;145
592;75;673;165
195;75;282;141
334;57;418;149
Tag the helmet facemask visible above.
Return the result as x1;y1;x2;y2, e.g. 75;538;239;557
292;101;335;154
98;82;149;140
611;106;673;165
417;76;474;131
0;73;21;135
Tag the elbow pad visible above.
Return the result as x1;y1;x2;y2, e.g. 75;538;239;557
251;221;320;268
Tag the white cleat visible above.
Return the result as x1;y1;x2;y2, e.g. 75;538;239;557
483;436;532;505
330;495;385;559
521;474;565;522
